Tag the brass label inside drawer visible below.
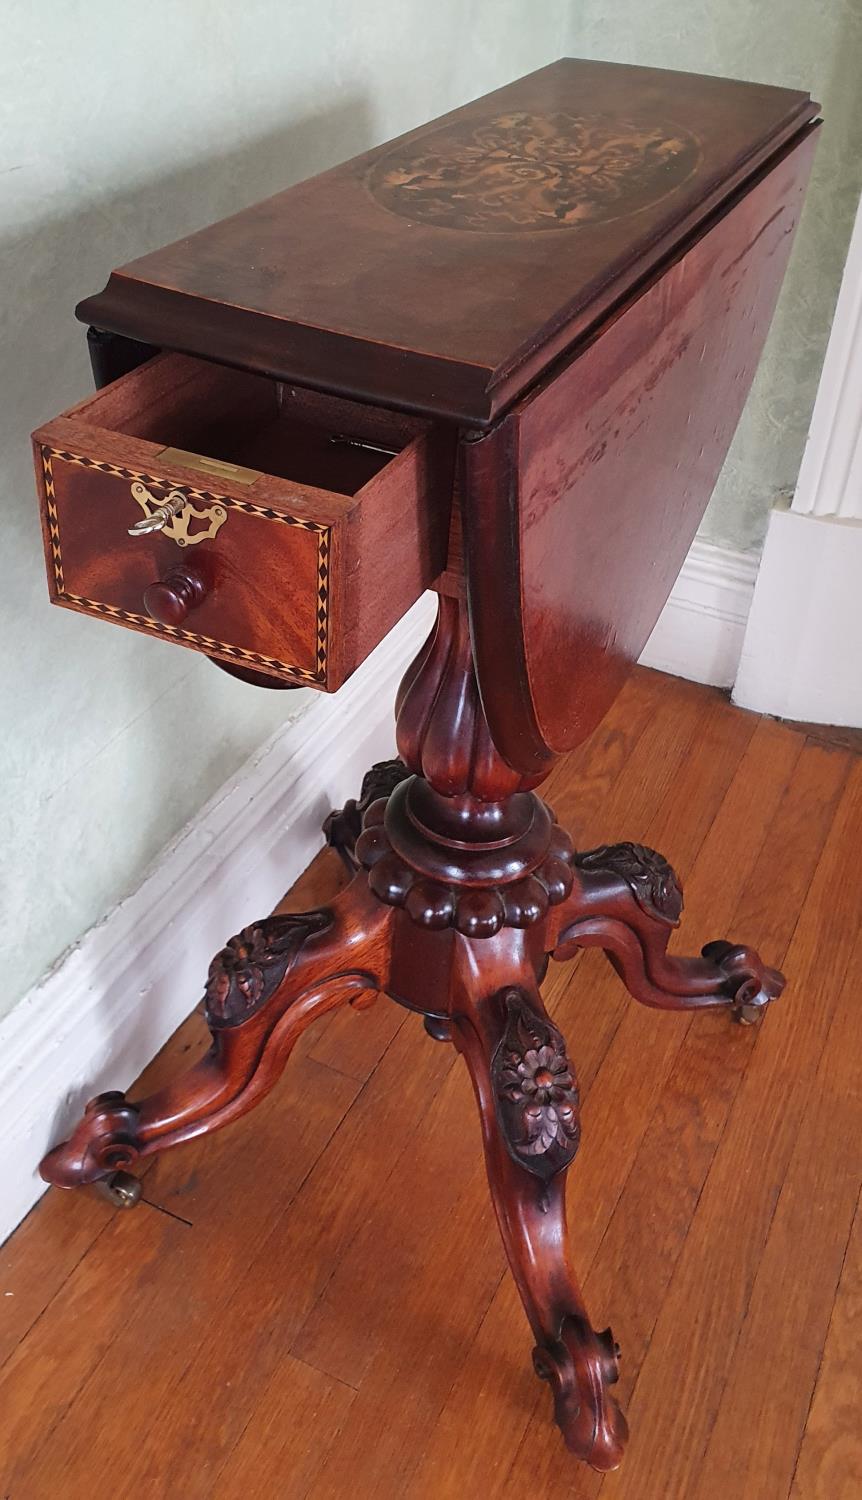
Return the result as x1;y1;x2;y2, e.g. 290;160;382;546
156;446;261;486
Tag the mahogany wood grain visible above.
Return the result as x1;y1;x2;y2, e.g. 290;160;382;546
464;128;818;769
76;61;816;424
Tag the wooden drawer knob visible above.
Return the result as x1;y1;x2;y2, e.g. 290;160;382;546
143;564;208;627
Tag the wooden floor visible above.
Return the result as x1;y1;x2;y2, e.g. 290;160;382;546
2;667;861;1500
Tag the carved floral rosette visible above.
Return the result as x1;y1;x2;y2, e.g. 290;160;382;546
491;988;581;1181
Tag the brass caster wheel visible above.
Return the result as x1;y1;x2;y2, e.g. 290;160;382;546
733;1003;762;1026
98;1170;143;1208
732;992;771;1026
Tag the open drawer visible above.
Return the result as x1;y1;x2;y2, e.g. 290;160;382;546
32;353;452;690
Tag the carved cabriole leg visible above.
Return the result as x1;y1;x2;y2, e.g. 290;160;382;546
547;842;784;1023
445;931;627;1471
39;878;392;1191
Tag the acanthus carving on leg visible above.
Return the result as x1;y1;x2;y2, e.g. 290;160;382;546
204;910;332;1026
549;841;784;1022
451;967;627;1471
576;842;683;925
40;878;392;1191
323;759;411;873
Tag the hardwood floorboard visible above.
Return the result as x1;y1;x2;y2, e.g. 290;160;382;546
692;917;862;1500
8;1052;362;1498
599;755;862;1500
2;670;859;1500
790;1187;862;1499
582;734;849;1414
108;1023;455;1496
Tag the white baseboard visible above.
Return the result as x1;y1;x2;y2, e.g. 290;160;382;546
639;538;760;688
733;508;862;726
0;594;436;1246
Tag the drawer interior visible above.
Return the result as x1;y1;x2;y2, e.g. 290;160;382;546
71;352;427;496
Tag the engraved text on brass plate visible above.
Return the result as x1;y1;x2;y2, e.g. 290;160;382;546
367;110;700;233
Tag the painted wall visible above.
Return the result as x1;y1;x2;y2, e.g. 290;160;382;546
0;1;570;1017
567;3;862;552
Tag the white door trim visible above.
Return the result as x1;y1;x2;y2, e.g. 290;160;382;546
792;194;862;521
733;193;862;726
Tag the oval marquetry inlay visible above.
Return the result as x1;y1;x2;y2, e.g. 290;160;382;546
367;110;700;233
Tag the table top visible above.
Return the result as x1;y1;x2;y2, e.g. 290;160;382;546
78;59;817;425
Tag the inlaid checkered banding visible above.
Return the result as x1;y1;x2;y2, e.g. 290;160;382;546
41;448;330;685
43;453;65;593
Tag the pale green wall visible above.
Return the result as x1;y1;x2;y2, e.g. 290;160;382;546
4;6;855;1019
0;1;570;1016
567;4;862;551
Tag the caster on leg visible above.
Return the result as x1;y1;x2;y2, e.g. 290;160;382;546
701;941;783;1024
97;1170;143;1209
39;879;392;1196
553;849;785;1022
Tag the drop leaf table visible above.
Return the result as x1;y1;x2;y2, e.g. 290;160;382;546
34;59;819;1470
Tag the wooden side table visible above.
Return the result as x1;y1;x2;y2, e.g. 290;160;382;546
34;59;819;1470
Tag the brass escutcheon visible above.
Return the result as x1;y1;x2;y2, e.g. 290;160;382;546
128;481;227;547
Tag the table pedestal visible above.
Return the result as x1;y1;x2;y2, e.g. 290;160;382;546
40;593;783;1471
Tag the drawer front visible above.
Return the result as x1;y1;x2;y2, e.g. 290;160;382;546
37;442;331;686
32;351;452;691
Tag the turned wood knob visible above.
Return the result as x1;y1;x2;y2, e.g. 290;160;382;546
143;564;208;626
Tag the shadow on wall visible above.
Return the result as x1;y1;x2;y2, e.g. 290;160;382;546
695;9;862;548
0;94;376;1011
742;1;862;527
